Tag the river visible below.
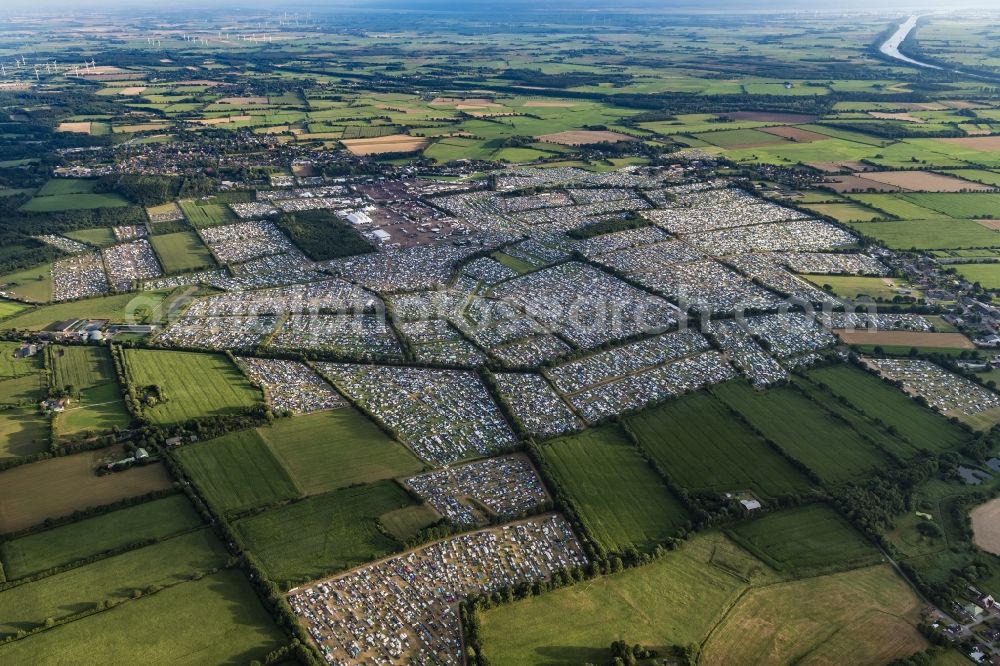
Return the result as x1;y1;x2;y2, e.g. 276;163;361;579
879;15;942;70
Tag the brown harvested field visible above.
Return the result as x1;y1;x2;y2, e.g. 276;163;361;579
939;136;1000;152
971;498;1000;556
523;101;576;108
116;86;147;95
720;111;817;123
217;96;268;105
869;111;924;123
757;126;829;142
857;170;993;192
56;122;91;134
114;123;171;133
976;219;1000;230
192;115;252;126
0;82;31;91
941;100;990;110
341;134;430;155
292;163;318;177
0;453;173;533
537;130;636;146
834;330;975;350
825;175;903;193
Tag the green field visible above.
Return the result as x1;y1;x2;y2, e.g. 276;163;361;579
56;382;132;436
538;425;688;554
0;299;29;320
846;193;954;219
48;345;114;394
480;533;770;666
0;494;202;580
120;349;262;425
149;231;216;274
64;227;117;247
0;568;285;665
953;262;1000;290
1;292;165;330
0;263;53;303
726;504;882;577
804;201;883;222
174;429;300;515
849;219;1000;251
713;381;889;484
235;480;426;585
178;200;236;227
20;193;130;212
259;409;424;495
800;275;915;300
0;407;51;459
0;529;227;636
626;392;814;500
35;179;99;196
0;341;43;380
900;193;1000;219
806;364;968;453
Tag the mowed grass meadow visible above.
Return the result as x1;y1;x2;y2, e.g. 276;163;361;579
0;569;285;665
626;392;814;500
235;480;431;586
174;429;301;515
121;349;262;424
0;494;203;580
149;231;216;274
538;425;688;554
259;409;424;495
48;345;131;437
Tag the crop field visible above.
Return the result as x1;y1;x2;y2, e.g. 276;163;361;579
626;393;814;499
849;219;1000;251
149;231;216;274
35;179;99;196
259;409;423;496
0;529;227;636
806;365;968;452
173;429;300;515
803;202;883;222
699;565;927;666
692;128;789;148
235;480;426;586
48;345;114;394
120;349;262;425
0;494;202;579
20;192;130;212
0;568;285;665
538;425;688;554
897;193;1000;218
712;382;888;484
800;275;913;300
845;193;953;219
480;533;769;666
726;504;881;577
0;451;174;533
177;200;236;227
834;329;974;350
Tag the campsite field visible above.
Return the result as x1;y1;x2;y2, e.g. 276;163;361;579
0;494;202;579
0;452;174;533
120;349;262;425
259;409;424;496
712;382;888;484
537;425;688;554
234;480;428;586
0;529;227;636
0;568;285;664
726;504;882;577
625;392;813;499
173;429;300;515
806;364;968;453
149;231;216;273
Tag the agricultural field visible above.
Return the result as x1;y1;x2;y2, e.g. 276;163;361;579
259;409;424;496
848;219;1000;251
712;381;889;484
63;227;118;247
177;200;236;227
626;392;814;500
800;275;916;301
806;364;969;453
0;529;227;636
726;504;882;577
0;263;53;303
48;344;114;394
0;568;285;665
149;231;216;274
538;425;688;554
0;494;202;579
234;479;431;586
0;451;174;533
952;262;1000;290
119;349;262;425
0;292;168;330
173;429;300;515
